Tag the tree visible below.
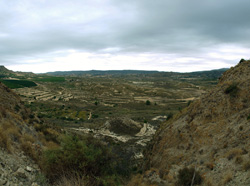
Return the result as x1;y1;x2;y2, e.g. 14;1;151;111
146;100;151;105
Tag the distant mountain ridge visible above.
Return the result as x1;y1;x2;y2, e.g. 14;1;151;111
45;70;159;76
46;68;229;78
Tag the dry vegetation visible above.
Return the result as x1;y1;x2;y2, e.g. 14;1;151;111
14;73;211;129
0;81;140;185
0;67;227;185
132;60;250;186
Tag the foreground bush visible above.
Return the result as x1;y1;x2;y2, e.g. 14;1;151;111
42;135;122;185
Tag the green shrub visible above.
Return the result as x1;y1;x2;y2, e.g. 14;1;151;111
92;114;99;118
224;83;239;97
239;58;245;63
42;135;121;185
15;105;21;112
145;100;151;105
167;113;173;120
247;114;250;120
177;167;202;186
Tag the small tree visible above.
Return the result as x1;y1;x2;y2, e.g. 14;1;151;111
146;100;151;105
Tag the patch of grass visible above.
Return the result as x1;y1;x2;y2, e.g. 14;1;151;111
235;156;243;164
177;167;203;186
0;121;21;153
55;174;90;186
21;139;38;161
226;148;243;160
222;172;233;185
243;161;250;171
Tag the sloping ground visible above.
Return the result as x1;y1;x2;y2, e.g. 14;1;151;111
131;60;250;186
0;66;14;75
72;117;156;164
0;82;42;185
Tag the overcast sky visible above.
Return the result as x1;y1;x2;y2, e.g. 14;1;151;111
1;0;250;73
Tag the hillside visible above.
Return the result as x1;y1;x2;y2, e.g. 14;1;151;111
0;82;43;185
0;65;14;76
0;65;35;77
130;60;250;186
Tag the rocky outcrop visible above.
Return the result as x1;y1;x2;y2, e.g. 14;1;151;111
103;117;143;136
138;60;250;185
0;148;41;186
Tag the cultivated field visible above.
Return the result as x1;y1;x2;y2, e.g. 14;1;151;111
14;74;211;128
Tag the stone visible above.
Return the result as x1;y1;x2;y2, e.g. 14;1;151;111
31;183;39;186
0;180;7;185
14;168;27;179
26;166;33;172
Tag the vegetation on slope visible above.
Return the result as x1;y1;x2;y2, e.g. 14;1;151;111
42;135;127;185
0;65;230;185
31;76;65;82
0;81;134;185
132;59;250;186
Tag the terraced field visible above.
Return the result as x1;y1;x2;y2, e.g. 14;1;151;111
15;87;73;102
12;74;215;129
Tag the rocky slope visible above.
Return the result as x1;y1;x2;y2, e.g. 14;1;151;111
0;82;42;185
133;60;250;186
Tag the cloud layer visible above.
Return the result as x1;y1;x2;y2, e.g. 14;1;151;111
1;0;250;72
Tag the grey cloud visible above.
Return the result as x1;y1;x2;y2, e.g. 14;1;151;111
1;0;250;69
114;0;250;51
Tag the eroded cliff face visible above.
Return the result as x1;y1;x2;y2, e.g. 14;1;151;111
132;60;250;186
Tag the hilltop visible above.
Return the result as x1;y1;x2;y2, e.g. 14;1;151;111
0;65;35;77
129;59;250;185
0;65;14;76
